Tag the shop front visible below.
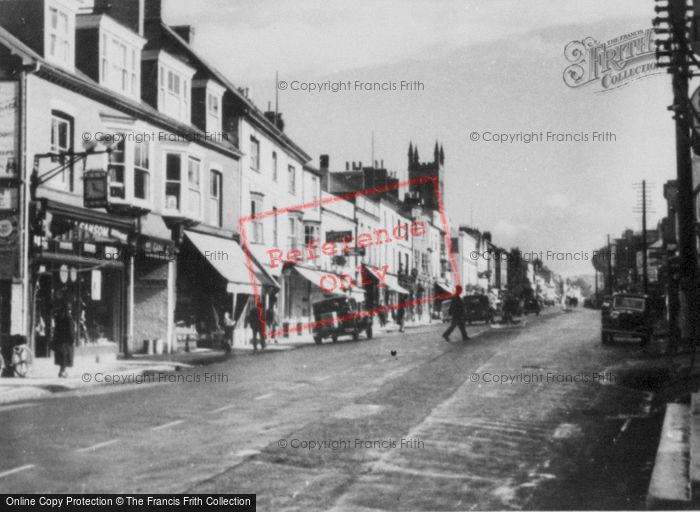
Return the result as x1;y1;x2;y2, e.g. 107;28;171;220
30;200;133;360
177;230;277;349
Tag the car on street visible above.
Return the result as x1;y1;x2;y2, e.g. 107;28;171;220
311;296;373;343
601;293;654;346
523;297;541;316
463;294;495;324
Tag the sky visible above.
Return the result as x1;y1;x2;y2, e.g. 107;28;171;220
164;0;675;277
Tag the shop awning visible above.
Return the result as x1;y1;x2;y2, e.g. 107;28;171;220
184;231;277;294
434;281;452;294
363;266;410;295
293;265;331;288
384;274;410;295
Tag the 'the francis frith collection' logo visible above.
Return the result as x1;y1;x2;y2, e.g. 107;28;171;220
563;28;661;92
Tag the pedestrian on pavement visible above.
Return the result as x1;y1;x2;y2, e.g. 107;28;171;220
442;286;469;342
52;303;75;378
396;305;406;333
245;300;266;351
223;312;235;353
265;299;279;344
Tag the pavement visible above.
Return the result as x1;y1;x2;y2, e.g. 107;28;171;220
0;317;449;406
0;306;672;510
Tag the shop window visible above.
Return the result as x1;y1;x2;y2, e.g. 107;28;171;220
134;140;150;200
209;169;222;227
108;138;126;199
165;153;181;210
50;111;74;190
250;194;264;244
187;157;201;218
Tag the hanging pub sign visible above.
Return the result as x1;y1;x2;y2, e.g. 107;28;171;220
83;169;108;208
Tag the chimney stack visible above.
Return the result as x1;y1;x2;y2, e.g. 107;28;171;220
345;162;349;171
144;0;161;20
94;0;145;36
319;154;329;170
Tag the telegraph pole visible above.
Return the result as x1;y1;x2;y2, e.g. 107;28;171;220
633;180;654;294
654;0;699;350
605;235;613;295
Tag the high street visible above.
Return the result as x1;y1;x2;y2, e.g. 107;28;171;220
0;309;662;510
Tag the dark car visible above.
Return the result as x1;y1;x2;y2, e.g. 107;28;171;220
523;297;541;316
601;293;654;346
312;296;373;344
463;294;495;324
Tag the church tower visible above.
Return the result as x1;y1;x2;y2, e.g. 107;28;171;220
406;140;444;211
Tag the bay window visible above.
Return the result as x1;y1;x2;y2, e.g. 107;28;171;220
108;138;126;199
165;153;181;210
134;141;150;200
187;157;201;217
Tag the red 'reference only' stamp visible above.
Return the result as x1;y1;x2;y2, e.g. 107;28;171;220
239;176;459;339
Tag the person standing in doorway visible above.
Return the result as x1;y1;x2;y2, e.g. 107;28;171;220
52;303;75;378
442;286;469;342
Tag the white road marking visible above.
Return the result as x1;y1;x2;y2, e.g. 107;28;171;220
209;404;239;413
0;403;39;413
234;449;261;457
0;464;35;479
151;420;185;431
314;375;331;382
254;393;275;401
76;439;119;453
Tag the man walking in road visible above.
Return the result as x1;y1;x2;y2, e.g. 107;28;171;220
443;286;469;341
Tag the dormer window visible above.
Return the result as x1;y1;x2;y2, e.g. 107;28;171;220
142;50;196;124
45;0;77;70
76;13;145;100
192;79;225;133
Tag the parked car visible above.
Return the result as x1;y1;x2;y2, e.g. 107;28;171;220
463;294;495;324
311;296;373;344
523;297;541;315
601;293;654;346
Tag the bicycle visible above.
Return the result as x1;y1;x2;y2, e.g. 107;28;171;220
0;343;34;378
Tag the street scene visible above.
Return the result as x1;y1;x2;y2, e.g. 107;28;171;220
0;309;665;511
0;0;699;510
